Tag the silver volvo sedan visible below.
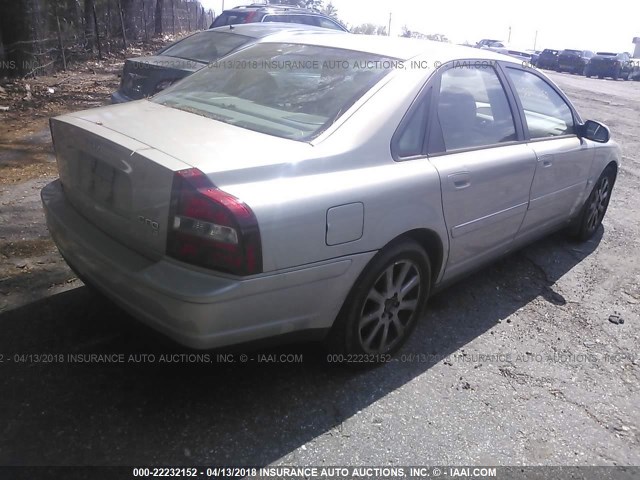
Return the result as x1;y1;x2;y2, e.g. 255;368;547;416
42;31;620;357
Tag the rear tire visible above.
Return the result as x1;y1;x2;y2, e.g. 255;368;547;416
570;167;616;241
326;239;431;360
612;67;621;80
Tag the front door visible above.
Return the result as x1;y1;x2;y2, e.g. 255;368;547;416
503;67;594;235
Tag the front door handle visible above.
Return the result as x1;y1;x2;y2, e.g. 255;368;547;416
448;171;471;189
540;155;553;168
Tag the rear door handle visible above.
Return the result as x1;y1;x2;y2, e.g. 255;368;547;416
448;171;471;189
540;155;553;168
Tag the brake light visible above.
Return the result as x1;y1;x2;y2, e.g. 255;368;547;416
245;11;258;23
167;168;262;276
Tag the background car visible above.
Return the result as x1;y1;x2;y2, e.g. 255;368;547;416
111;23;331;103
527;50;541;66
475;39;503;48
585;52;634;80
483;43;532;63
557;49;594;74
535;48;560;70
210;3;348;31
43;35;619;357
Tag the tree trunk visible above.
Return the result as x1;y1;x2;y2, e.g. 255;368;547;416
171;0;175;36
0;0;38;77
93;2;102;59
121;0;137;41
154;0;163;35
142;0;149;41
84;0;95;51
117;0;127;49
54;4;67;70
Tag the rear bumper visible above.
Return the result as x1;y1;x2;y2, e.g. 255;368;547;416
586;64;619;75
42;180;375;349
536;59;557;69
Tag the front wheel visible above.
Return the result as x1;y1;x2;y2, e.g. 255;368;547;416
326;239;431;358
570;168;616;241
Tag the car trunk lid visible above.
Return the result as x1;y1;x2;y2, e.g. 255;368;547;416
64;101;314;184
50;115;192;260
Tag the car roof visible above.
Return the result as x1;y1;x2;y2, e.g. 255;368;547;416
254;32;518;63
207;22;329;38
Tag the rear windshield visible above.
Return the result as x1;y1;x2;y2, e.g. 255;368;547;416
160;31;252;63
562;49;581;55
211;11;254;27
596;52;617;56
542;49;558;54
152;43;397;141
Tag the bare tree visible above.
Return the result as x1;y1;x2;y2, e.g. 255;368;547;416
352;23;387;36
0;0;39;77
155;0;164;35
84;0;95;50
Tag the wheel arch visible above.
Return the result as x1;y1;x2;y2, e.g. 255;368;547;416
604;160;618;178
385;228;445;286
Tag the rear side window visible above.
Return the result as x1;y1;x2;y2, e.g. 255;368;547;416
506;68;575;139
211;11;252;27
436;65;517;151
394;90;431;158
315;17;344;30
161;31;251;63
263;14;313;26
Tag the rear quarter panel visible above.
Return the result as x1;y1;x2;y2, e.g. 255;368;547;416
218;67;449;277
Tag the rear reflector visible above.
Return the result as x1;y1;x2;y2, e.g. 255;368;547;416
167;168;262;276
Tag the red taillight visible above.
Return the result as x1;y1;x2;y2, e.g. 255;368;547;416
244;11;258;23
167;168;262;276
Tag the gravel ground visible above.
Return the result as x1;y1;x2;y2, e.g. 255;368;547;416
0;70;638;468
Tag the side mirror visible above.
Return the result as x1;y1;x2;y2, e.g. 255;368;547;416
579;120;610;143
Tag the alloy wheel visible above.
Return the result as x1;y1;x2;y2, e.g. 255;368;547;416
357;260;421;353
586;176;611;233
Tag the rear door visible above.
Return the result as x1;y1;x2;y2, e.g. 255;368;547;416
503;66;593;236
425;62;537;280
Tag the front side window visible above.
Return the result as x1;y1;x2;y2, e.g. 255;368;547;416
153;43;396;141
506;68;575;139
436;65;516;151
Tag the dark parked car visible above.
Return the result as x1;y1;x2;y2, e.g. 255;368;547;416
529;50;541;65
585;52;633;80
557;49;594;74
111;23;330;103
210;3;348;31
536;48;560;70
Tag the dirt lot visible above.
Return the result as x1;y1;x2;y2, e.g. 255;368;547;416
0;68;638;467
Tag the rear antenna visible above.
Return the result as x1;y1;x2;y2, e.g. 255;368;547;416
229;24;235;30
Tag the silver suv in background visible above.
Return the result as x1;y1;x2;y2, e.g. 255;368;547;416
210;3;347;31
